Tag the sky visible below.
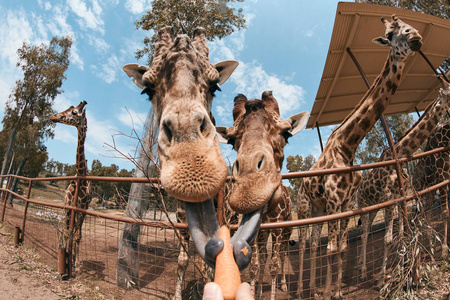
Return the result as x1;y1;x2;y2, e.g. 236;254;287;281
0;0;343;173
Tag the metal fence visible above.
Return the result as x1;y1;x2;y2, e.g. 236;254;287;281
1;146;449;299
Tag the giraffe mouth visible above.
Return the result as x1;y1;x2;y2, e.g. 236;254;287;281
184;199;263;270
408;38;422;51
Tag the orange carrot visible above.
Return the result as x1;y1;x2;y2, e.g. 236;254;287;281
214;226;242;300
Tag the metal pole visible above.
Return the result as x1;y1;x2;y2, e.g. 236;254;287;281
346;47;409;230
419;50;449;82
414;107;421;118
316;122;324;153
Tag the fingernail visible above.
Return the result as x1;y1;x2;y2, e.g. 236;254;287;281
203;282;219;299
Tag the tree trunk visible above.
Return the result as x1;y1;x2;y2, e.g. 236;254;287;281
8;158;26;205
116;109;159;289
1;128;18;176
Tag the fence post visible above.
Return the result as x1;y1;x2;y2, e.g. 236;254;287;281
58;249;67;277
20;180;33;243
1;176;12;222
14;226;21;245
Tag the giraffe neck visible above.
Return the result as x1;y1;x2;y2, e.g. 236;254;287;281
394;91;449;157
328;49;407;160
76;125;87;176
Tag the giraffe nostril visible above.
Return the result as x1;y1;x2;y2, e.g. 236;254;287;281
233;161;239;177
162;119;173;143
257;155;265;171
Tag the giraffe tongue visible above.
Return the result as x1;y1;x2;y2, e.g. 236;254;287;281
184;200;263;270
184;199;220;267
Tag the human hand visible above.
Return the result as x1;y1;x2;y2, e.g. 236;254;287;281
202;282;254;300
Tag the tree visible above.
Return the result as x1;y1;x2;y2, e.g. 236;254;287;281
356;0;450;19
0;36;72;178
356;114;415;165
285;154;316;201
134;0;246;64
89;159;135;205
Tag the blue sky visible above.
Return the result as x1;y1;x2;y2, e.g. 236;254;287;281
0;0;343;172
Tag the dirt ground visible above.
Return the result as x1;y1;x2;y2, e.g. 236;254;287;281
0;223;116;299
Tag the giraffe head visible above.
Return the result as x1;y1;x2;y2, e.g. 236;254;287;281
123;27;238;202
220;91;309;214
49;101;87;128
372;15;422;58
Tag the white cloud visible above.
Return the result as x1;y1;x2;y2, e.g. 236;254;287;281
70;44;84;70
92;54;120;84
231;61;306;118
0;9;33;64
52;126;78;145
37;0;52;10
87;35;110;54
117;107;147;130
210;29;245;62
67;0;105;34
124;0;151;15
54;91;81;112
0;78;13;115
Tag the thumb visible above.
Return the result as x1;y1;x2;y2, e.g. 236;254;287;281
203;282;224;300
235;282;254;300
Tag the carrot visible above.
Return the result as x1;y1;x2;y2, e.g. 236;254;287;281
214;226;242;300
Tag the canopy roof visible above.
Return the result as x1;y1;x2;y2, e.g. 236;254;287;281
307;2;450;129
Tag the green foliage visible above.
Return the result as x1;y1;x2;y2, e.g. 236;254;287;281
135;0;247;64
44;159;72;176
0;36;72;178
89;159;135;205
285;154;316;201
355;114;415;165
356;0;450;19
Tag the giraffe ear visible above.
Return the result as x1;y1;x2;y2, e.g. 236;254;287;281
215;126;229;143
286;111;309;136
214;60;239;85
123;64;150;89
372;37;390;47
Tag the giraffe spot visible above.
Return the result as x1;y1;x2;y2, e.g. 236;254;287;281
360;117;372;132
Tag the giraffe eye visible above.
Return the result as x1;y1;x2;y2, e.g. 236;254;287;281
72;110;78;115
387;32;393;41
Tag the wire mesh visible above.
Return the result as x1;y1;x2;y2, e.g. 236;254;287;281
0;171;448;299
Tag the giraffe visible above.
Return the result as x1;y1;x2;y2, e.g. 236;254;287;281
218;91;309;300
123;26;260;282
357;79;450;281
296;16;422;299
49;101;92;271
413;117;450;259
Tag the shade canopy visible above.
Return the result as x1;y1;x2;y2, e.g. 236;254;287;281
307;2;450;129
